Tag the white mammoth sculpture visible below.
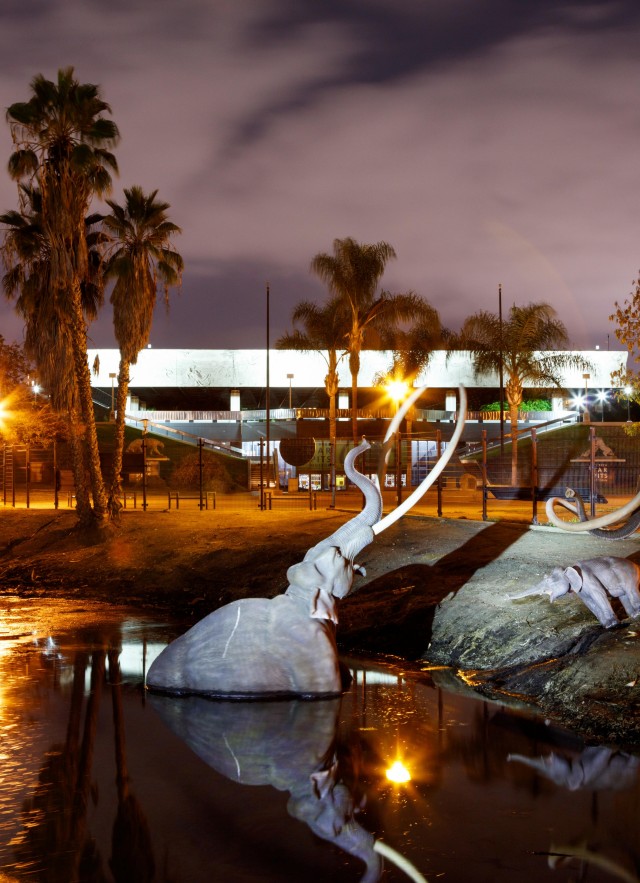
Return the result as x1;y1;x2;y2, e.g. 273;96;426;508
546;486;640;539
146;386;467;698
508;555;640;628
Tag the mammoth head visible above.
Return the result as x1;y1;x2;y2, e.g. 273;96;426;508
286;546;354;601
547;566;574;601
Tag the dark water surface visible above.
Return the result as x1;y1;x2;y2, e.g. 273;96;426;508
0;597;638;883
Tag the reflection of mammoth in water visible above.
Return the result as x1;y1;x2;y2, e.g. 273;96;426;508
508;746;640;791
150;695;383;883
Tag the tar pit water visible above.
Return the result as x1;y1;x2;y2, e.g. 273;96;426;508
0;597;638;883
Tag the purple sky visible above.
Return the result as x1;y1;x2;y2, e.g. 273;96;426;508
1;0;639;351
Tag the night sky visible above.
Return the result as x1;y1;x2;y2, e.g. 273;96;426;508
0;0;639;352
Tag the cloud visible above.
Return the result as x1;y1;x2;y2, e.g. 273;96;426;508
0;0;639;354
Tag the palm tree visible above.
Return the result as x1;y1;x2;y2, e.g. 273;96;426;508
5;67;119;523
457;301;591;485
102;185;183;517
376;304;448;479
277;297;348;506
310;237;426;442
1;186;105;521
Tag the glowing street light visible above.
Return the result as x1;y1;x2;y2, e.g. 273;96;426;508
386;379;409;407
597;390;608;422
386;760;411;784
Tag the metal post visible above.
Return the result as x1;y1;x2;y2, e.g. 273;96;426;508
53;440;59;510
498;283;505;455
25;443;30;509
436;430;443;517
589;426;596;518
259;437;265;510
198;438;204;510
142;419;148;511
287;373;294;410
531;428;538;525
395;430;402;507
265;284;270;495
481;430;488;521
109;372;116;420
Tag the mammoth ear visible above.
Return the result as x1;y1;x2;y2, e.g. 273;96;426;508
564;566;583;592
310;588;338;623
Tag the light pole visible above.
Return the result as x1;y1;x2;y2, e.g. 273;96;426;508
142;418;149;511
582;373;590;422
109;372;116;420
385;379;409;506
287;373;294;410
597;390;607;422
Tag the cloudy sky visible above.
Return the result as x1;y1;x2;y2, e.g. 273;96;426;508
0;0;639;352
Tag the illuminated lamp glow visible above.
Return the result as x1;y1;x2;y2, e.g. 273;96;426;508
385;760;411;783
385;380;409;404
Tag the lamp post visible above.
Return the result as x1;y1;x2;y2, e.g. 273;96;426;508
597;390;607;422
385;379;409;506
142;418;148;511
109;372;116;420
582;373;590;422
287;373;294;410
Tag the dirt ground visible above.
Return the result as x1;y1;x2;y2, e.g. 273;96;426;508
0;504;639;748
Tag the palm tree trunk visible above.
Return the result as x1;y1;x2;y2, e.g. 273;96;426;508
324;356;339;508
108;360;130;519
67;404;94;525
509;404;519;486
506;376;523;487
69;278;107;521
349;349;360;445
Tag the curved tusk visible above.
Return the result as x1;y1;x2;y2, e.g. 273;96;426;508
373;385;467;535
545;488;640;532
374;840;428;882
383;384;426;444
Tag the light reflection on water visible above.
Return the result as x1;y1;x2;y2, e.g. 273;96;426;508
0;597;638;883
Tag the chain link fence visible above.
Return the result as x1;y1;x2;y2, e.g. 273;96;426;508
4;423;638;528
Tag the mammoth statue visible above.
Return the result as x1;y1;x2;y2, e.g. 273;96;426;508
507;746;640;791
146;385;467;698
546;486;640;540
508;555;640;628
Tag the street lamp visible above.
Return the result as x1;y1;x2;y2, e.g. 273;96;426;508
109;372;116;420
141;418;149;511
385;378;409;506
287;373;294;410
597;390;608;422
582;373;590;422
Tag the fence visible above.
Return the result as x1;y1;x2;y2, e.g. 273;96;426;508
4;423;639;527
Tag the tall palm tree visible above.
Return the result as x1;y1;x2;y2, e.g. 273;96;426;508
277;297;348;506
311;237;425;442
377;303;448;450
102;185;183;517
1;186;105;521
5;67;119;523
457;302;591;485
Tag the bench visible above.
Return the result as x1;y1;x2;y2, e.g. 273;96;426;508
167;491;216;509
263;492;317;510
487;486;608;504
